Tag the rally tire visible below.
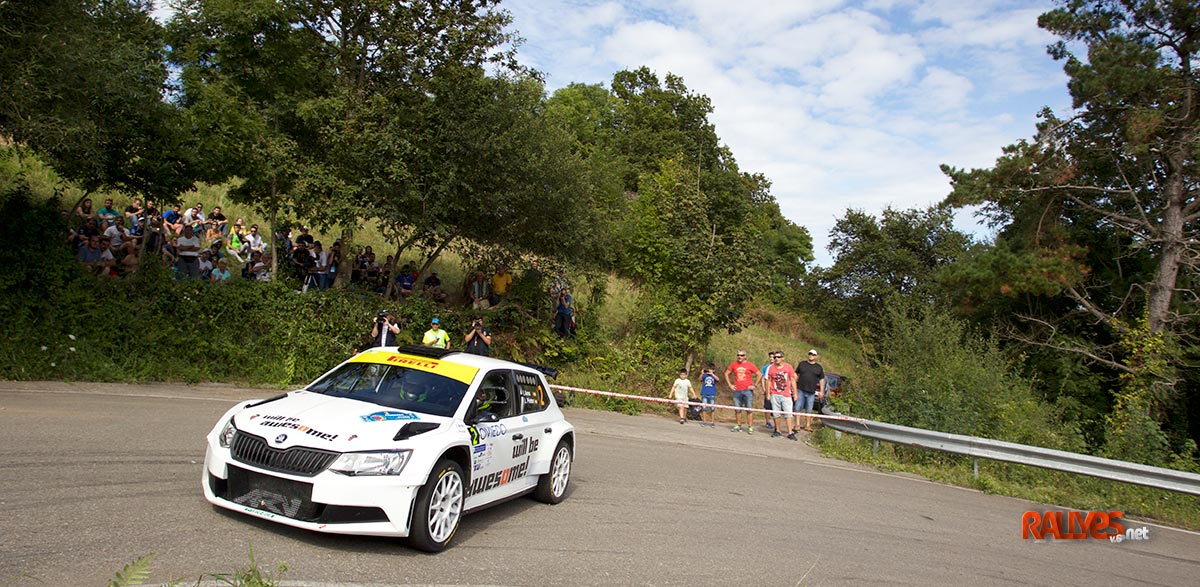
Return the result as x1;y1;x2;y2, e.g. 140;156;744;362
409;459;465;552
533;440;572;504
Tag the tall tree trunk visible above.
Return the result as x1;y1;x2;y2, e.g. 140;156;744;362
268;179;278;281
417;233;457;277
1146;151;1187;334
334;227;353;289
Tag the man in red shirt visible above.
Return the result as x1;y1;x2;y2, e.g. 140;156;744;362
724;350;760;433
766;352;798;440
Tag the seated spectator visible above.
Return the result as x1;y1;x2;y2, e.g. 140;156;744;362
72;217;102;248
162;204;184;235
76;235;104;271
124;198;143;224
252;253;272;281
208;238;226;260
104;217;130;249
423;271;448;304
468;270;492;310
97;197;121;225
210;258;231;283
210;206;228;236
182;202;206;232
395;266;416;299
243;250;262;280
72;197;96;226
121;247;140;275
204;220;222;243
198;250;215;281
290;242;315;280
97;239;118;277
245;224;265;255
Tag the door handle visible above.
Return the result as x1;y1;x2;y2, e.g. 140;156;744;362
511;433;524;440
544;427;552;433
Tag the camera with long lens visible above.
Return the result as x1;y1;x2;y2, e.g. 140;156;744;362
376;310;390;326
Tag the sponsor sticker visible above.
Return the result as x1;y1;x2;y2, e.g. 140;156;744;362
468;423;507;445
467;457;530;496
348;351;479;383
360;410;421;422
254;414;339;441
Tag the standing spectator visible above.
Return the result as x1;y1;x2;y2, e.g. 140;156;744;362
552;285;573;338
325;240;342;290
176;225;202;279
760;352;775;430
210;206;228;236
668;369;697;424
370;310;400;347
490;265;512;305
724;351;760;433
765;351;798;441
698;364;719;427
295;226;314;248
210;258;231;283
144;217;166;256
422;317;450;349
468;270;491;310
310;241;329;290
794;349;826;432
96;197;120;225
464;315;492;356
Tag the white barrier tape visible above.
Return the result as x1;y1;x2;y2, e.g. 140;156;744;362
549;384;865;423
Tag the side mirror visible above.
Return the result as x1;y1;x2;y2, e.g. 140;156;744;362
471;411;499;424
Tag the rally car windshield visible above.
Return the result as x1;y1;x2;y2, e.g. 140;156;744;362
306;362;469;418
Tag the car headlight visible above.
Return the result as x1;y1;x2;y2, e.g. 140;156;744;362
218;419;237;448
328;450;412;476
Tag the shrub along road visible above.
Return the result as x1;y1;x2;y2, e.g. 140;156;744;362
2;381;1199;586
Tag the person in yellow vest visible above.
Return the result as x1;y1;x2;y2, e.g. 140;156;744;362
422;317;450;349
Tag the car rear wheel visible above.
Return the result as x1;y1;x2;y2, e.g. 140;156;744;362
533;440;572;504
409;459;464;552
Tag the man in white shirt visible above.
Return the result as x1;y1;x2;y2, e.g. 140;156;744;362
245;224;265;255
176;225;202;279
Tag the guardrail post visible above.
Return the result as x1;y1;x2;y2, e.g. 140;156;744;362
872;440;879;456
834;430;841;440
973;458;979;479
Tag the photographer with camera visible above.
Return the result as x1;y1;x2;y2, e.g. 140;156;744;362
370;310;400;348
464;315;492;356
553;286;573;338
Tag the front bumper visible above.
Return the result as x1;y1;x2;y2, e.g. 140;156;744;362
202;443;421;537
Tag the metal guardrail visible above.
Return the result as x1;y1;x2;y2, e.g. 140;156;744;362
819;406;1200;496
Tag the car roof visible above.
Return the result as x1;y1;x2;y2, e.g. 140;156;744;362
358;345;551;378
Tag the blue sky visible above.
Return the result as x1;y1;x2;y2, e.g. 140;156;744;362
500;0;1074;266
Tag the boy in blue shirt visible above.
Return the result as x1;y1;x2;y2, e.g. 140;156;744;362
699;364;719;428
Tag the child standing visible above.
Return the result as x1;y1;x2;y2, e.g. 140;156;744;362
669;369;697;424
699;364;719;427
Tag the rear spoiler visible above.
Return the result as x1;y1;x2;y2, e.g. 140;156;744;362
514;361;558;380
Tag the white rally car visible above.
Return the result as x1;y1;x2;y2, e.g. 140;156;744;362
202;346;575;551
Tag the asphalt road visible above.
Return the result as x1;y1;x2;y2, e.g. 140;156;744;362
2;381;1199;587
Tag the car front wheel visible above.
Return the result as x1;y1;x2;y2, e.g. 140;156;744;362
409;459;464;552
533;440;572;504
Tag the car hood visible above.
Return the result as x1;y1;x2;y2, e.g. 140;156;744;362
232;390;453;451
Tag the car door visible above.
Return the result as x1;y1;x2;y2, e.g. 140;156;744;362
509;369;556;471
464;369;523;505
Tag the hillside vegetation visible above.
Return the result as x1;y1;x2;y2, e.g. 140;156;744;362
2;1;1197;525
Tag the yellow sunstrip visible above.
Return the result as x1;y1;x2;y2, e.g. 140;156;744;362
349;350;479;384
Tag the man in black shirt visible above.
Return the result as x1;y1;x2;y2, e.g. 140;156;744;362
464;316;492;356
794;349;826;432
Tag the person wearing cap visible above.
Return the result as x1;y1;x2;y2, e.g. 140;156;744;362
422;317;450;349
371;310;400;347
295;226;314;248
725;350;760;433
464;315;492;356
794;349;826;432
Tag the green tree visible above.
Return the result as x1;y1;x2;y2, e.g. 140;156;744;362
941;0;1200;453
811;205;971;331
0;0;193;198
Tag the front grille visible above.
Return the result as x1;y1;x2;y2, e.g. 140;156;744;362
227;465;321;520
221;467;387;524
231;432;339;477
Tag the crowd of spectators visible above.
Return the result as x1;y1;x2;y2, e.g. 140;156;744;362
68;196;271;282
68;196;578;338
